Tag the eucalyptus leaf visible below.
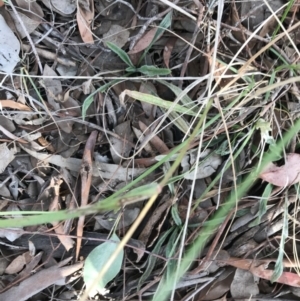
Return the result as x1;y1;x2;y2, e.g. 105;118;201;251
0;15;20;73
139;11;172;64
83;233;124;296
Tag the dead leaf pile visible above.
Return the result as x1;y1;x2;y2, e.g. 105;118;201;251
1;0;300;299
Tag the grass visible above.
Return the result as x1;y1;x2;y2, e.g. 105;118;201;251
2;0;300;299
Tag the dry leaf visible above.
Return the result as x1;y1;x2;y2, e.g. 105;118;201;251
230;268;259;298
0;15;20;73
0;100;31;111
0;228;24;242
48;177;74;251
139;82;157;119
77;0;94;44
0;261;83;301
52;0;75;14
5;251;32;274
110;121;133;164
15;0;44;21
128;28;158;54
163;37;176;68
259;153;300;187
21;145;146;180
0;143;16;173
103;25;130;49
223;257;300;288
9;11;40;39
42;65;62;110
207;57;234;88
139;121;169;154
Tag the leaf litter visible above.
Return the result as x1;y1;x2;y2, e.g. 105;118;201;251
1;0;300;300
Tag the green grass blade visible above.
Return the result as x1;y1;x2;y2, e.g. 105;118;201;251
152;116;300;301
82;79;122;120
164;110;191;134
271;193;289;282
120;90;198;116
156;79;195;109
249;183;272;227
272;0;295;38
137;227;174;291
137;65;171;76
106;42;134;68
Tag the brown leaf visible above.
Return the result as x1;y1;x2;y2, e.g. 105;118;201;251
220;257;300;288
139;121;169;154
207;57;234;88
110;121;133;164
252;267;300;287
76;0;94;44
48;177;74;251
128;28;158;54
139;82;157;119
0;100;31;111
5;252;32;274
76;130;98;260
259;153;300;187
258;16;277;38
163;37;177;68
138;195;173;247
0;262;83;301
291;0;300;12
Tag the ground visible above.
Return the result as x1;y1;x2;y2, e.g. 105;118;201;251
0;0;300;300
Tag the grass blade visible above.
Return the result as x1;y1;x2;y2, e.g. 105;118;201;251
106;42;134;68
119;90;198;117
271;193;289;282
138;65;171;76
